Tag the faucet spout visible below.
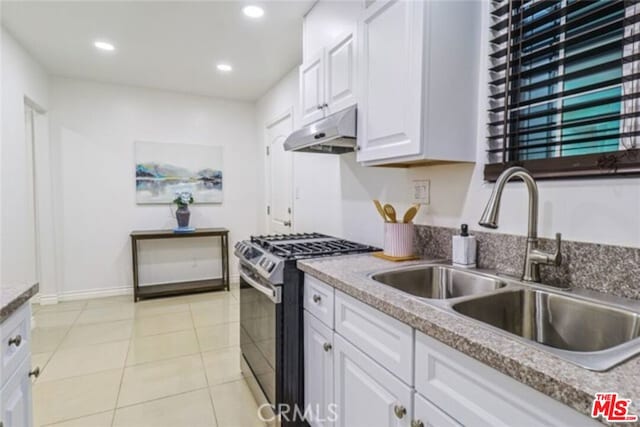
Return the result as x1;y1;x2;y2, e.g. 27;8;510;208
478;166;560;283
479;166;538;238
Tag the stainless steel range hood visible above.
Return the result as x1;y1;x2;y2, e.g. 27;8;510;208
283;106;356;154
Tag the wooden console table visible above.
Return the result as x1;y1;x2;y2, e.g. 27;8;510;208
130;228;229;301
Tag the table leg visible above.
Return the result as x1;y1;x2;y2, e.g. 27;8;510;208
223;234;230;291
131;237;139;302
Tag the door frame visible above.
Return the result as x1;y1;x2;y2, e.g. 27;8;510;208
264;107;295;234
23;96;59;304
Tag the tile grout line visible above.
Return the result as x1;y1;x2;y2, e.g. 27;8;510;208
40;410;113;427
113;385;212;411
111;329;133;427
190;299;220;427
32;309;83;386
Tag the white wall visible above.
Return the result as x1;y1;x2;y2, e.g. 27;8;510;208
49;78;260;298
1;28;52;288
255;68;343;237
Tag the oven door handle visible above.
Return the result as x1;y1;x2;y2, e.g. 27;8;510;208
239;270;281;304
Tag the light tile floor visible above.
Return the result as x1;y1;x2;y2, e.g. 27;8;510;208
31;286;268;427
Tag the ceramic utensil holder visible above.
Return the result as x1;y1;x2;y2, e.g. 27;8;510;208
383;223;414;257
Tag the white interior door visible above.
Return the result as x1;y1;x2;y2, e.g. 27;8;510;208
266;111;293;235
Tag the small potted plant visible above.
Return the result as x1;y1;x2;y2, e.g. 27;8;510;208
173;191;194;230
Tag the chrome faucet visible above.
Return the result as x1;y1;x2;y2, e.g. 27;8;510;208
478;166;562;282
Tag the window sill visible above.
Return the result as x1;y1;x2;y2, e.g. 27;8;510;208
483;149;640;181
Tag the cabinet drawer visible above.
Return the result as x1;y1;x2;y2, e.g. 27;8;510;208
0;305;31;388
415;332;599;427
414;393;461;427
304;275;335;328
335;290;413;384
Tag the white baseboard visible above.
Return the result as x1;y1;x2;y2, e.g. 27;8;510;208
33;294;58;305
58;286;133;302
34;276;239;305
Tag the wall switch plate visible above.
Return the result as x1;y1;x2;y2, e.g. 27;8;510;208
412;179;430;204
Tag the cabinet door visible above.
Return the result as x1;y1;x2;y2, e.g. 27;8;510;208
334;334;412;427
356;0;425;162
413;393;461;427
325;31;357;115
300;50;326;126
0;359;32;427
304;311;335;427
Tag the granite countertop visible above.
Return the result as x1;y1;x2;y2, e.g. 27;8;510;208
0;282;39;323
298;254;640;424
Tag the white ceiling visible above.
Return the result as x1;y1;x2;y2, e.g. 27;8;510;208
1;0;315;100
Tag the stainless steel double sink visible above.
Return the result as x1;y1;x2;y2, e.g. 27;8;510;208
369;264;640;371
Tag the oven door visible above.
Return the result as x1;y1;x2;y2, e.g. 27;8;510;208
239;263;282;407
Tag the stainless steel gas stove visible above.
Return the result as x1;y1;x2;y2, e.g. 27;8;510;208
236;233;376;283
235;233;377;426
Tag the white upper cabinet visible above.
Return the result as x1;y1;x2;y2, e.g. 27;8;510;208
356;0;482;166
299;31;357;127
325;31;357;115
356;0;424;162
300;1;362;127
300;51;326;126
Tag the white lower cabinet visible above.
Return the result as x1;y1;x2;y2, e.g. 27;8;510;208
414;332;599;427
0;303;34;427
304;311;335;427
333;334;412;427
413;393;460;427
304;275;598;427
0;358;32;427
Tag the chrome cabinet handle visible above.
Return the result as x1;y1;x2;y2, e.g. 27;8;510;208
8;334;22;347
411;420;424;427
317;105;324;110
322;103;329;108
312;294;321;303
394;405;407;419
323;342;332;352
29;367;41;378
283;220;292;227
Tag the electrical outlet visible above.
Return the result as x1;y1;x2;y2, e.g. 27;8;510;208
412;179;430;204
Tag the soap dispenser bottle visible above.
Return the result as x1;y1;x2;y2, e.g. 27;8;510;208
452;224;477;268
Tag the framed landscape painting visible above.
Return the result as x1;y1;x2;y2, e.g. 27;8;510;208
135;141;223;204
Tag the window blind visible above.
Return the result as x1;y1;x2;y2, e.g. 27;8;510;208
485;0;640;180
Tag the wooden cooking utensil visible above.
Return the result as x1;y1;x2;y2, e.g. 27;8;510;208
373;200;388;222
383;204;397;223
402;204;420;223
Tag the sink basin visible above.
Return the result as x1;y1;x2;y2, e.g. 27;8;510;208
371;265;506;299
453;289;640;352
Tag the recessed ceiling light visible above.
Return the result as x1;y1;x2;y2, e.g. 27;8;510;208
216;63;233;72
242;5;264;18
94;40;115;51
